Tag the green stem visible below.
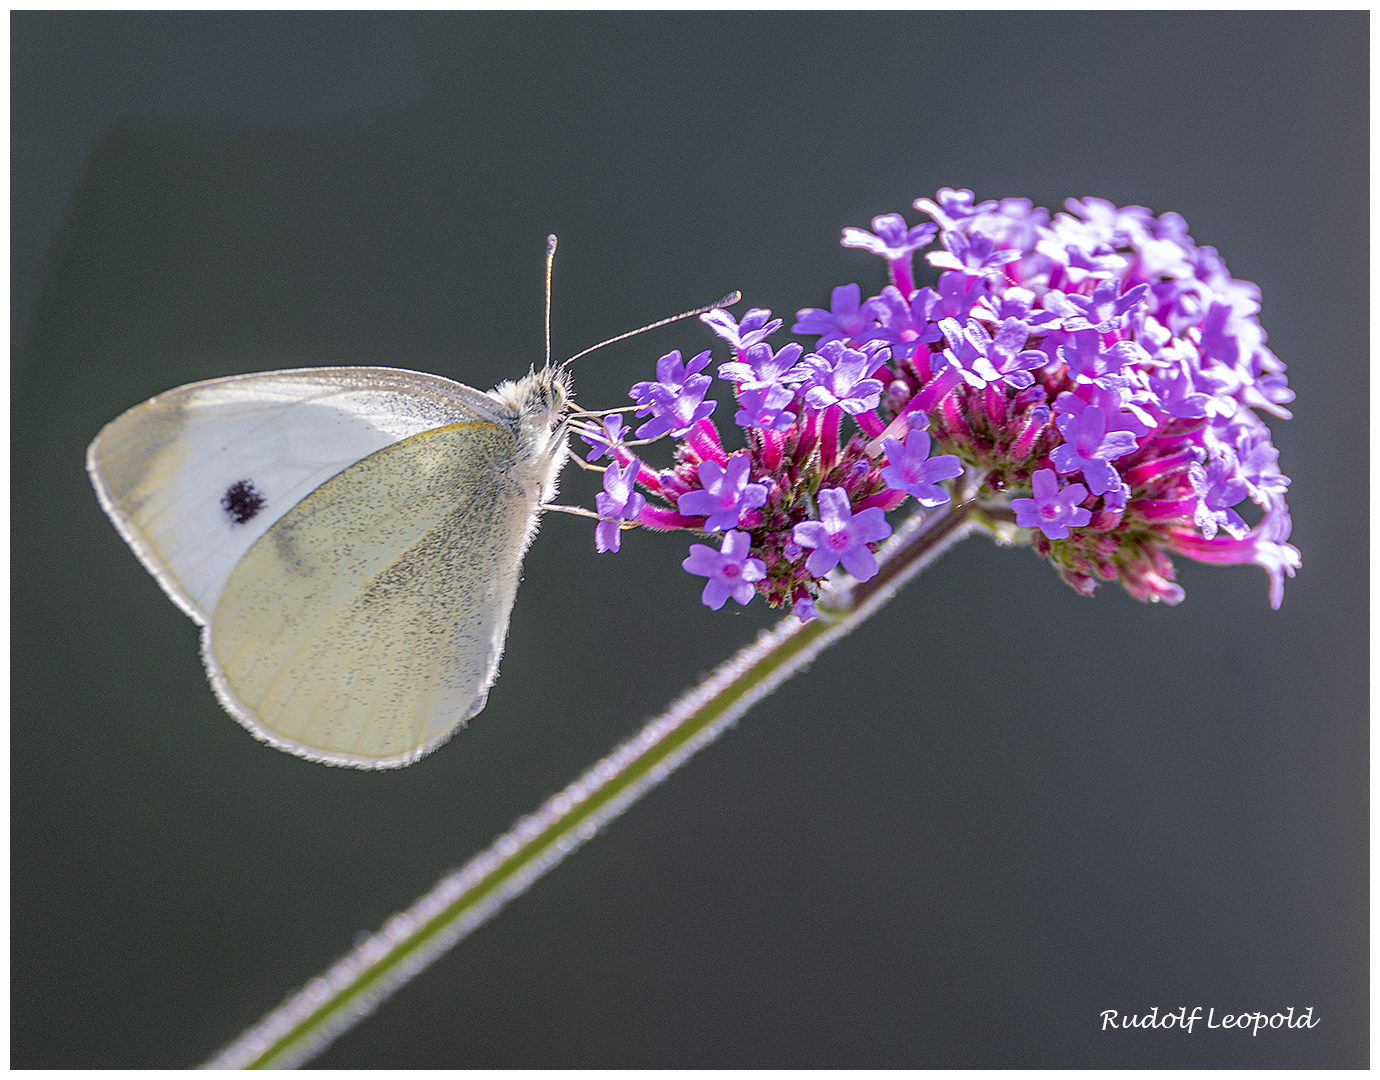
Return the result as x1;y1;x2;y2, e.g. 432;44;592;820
203;499;979;1069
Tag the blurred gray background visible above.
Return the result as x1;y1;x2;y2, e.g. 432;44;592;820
11;11;1367;1068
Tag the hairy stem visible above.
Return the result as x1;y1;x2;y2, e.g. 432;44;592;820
203;499;979;1069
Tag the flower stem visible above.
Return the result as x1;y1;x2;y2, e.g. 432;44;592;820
203;499;979;1069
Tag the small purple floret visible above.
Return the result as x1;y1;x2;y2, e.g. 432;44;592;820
630;349;717;440
939;317;1047;390
927;230;1022;278
1050;404;1141;495
879;430;964;507
682;530;767;609
914;188;998;230
841;213;938;261
918;271;988;323
701;307;782;350
867;285;942;359
792;487;893;581
594;458;647;553
1167;504;1299;610
578;413;629;462
1056;279;1150;333
799;341;885;414
1057;329;1150;386
677;455;770;532
1011;469;1092;540
734;383;797;431
1190;452;1250;540
792;284;879;345
718;341;808;391
976;285;1063;333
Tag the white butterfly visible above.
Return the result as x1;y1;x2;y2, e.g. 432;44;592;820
87;363;572;769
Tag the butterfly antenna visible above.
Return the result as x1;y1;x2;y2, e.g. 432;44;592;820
564;290;742;365
544;234;558;370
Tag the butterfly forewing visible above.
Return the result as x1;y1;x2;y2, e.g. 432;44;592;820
86;368;510;621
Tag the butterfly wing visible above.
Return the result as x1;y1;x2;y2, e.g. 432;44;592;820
87;367;507;622
205;422;539;768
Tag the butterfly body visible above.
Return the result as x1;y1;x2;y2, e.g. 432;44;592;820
87;365;571;768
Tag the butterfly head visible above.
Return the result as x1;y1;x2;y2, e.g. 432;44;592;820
490;364;573;503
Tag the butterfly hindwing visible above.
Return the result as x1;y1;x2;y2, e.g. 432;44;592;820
205;421;538;767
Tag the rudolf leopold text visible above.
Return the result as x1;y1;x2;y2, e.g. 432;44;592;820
1101;1006;1318;1035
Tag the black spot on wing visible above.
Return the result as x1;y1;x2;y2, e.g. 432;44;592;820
222;479;266;525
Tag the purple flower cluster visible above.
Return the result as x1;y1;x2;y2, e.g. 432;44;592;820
578;188;1298;613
